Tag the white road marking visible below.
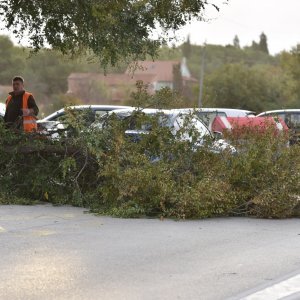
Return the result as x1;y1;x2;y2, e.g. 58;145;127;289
242;274;300;300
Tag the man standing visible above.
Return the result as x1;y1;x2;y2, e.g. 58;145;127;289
4;76;39;132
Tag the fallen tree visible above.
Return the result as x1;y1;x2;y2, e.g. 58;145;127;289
0;88;299;219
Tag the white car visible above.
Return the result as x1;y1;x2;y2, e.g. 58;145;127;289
0;103;5;120
40;105;132;122
38;105;133;137
174;108;256;130
257;109;300;143
103;108;236;154
257;109;300;129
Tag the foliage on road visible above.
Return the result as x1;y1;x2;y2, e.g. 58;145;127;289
0;87;299;219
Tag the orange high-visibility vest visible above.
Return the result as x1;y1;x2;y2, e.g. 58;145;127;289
6;92;37;132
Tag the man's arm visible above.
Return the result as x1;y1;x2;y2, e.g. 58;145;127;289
27;95;39;116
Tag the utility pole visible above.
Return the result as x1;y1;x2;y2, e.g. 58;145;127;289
198;42;206;108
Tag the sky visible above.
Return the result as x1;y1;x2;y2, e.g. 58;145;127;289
175;0;300;54
1;0;300;55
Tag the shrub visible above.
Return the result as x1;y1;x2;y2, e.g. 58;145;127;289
225;127;300;218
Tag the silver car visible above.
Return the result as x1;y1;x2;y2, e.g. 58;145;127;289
104;108;236;154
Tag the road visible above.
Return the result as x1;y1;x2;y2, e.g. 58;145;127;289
0;205;300;300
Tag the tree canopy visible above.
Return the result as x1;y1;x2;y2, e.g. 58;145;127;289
0;0;221;68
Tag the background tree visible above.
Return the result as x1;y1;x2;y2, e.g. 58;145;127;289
280;45;300;107
233;35;240;49
250;41;260;52
48;93;82;116
258;32;269;54
0;36;25;84
203;63;287;112
0;1;222;69
182;35;192;58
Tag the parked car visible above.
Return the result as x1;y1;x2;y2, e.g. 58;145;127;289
101;108;236;154
174;108;255;130
38;105;132;137
257;109;300;143
212;116;288;136
40;105;132;122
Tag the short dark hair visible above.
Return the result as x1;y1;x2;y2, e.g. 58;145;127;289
12;76;24;83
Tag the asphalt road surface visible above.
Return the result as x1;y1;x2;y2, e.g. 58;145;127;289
0;205;300;300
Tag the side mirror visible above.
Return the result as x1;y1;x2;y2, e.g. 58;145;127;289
213;131;223;140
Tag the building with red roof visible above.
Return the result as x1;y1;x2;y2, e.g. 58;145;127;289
67;58;197;104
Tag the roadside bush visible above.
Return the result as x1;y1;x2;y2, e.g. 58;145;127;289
224;127;300;218
0;87;299;219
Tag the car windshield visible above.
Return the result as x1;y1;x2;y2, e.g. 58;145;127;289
112;111;171;131
290;113;300;128
173;114;212;141
268;112;300;129
99;110;212;142
196;111;226;127
49;108;96;125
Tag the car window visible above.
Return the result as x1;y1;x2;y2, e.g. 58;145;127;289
173;115;211;142
95;110;110;117
46;112;65;122
52;109;97;126
265;112;285;121
127;118;152;131
54;113;67;122
127;114;159;131
290;113;300;129
196;111;226;127
272;113;286;122
266;112;300;130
